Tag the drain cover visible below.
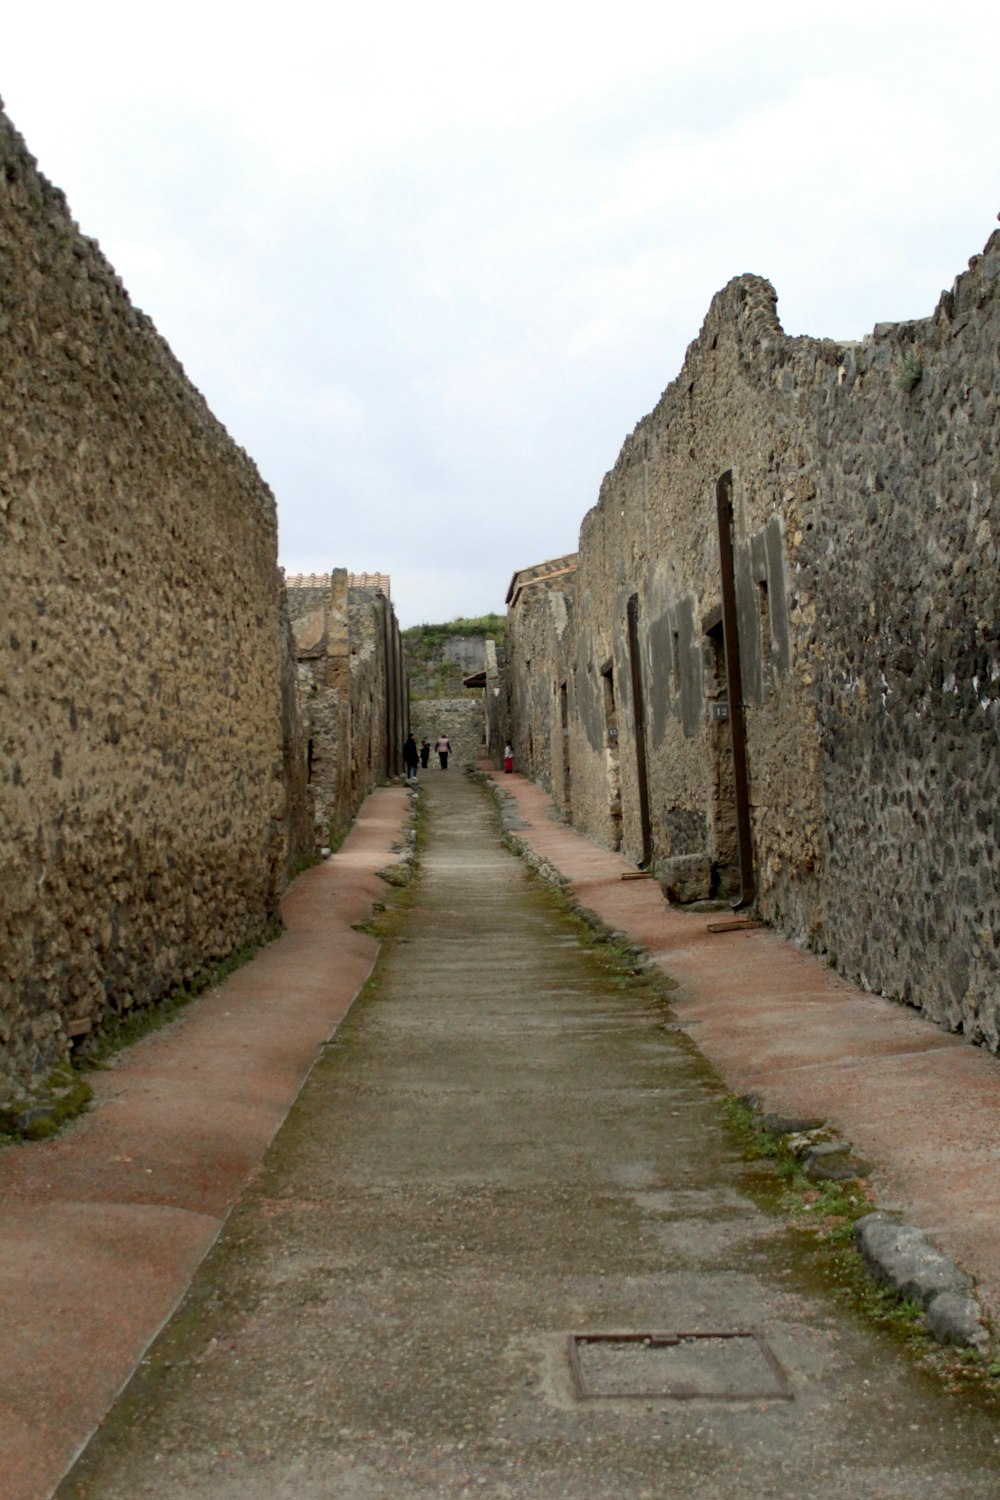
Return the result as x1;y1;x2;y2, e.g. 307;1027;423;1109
568;1331;792;1402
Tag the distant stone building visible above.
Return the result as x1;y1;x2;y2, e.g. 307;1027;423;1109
405;625;500;768
504;235;1000;1051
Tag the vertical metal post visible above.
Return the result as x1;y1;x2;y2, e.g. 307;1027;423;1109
382;597;396;778
716;470;756;908
392;611;404;775
626;594;653;868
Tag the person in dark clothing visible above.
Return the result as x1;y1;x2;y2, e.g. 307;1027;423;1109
435;734;450;770
403;733;419;780
420;740;431;769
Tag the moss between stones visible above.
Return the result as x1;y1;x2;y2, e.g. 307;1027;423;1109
80;925;285;1069
1;926;283;1147
0;1059;94;1143
720;1094;1000;1407
352;793;424;939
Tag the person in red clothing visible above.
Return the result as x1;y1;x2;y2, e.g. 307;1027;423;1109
504;742;513;774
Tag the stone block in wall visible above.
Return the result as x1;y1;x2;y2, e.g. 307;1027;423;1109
658;854;713;904
656;858;710;900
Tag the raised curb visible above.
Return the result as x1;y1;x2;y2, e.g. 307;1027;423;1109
482;767;998;1359
0;786;413;1500
854;1212;988;1350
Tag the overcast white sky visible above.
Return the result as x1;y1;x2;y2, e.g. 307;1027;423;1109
4;2;998;626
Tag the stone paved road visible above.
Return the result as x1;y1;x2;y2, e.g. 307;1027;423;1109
59;772;1000;1499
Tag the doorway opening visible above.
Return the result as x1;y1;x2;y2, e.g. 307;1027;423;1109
601;659;623;850
714;469;756;907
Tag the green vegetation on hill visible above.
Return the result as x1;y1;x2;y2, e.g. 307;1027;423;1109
403;613;506;648
403;614;505;700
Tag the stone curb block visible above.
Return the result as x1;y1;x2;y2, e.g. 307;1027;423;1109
854;1212;989;1350
490;815;995;1357
926;1292;990;1350
504;831;568;889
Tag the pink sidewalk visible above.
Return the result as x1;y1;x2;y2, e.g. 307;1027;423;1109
0;787;410;1500
489;769;1000;1329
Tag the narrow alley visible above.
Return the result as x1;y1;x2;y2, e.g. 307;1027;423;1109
53;772;1000;1499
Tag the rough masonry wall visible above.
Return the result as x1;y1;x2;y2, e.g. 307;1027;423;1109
287;573;402;848
505;586;573;813
568;277;823;928
504;556;580;814
507;232;1000;1049
279;589;315;874
410;700;484;769
804;243;1000;1042
482;639;506;764
0;105;293;1101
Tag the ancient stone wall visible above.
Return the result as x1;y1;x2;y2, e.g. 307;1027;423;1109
0;104;300;1102
405;633;490;700
279;589;316;875
504;562;577;817
505;233;1000;1049
286;572;404;848
482;639;507;765
441;637;487;676
803;247;1000;1043
410;700;485;770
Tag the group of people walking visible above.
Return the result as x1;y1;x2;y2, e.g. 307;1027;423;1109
402;733;513;781
403;733;450;780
